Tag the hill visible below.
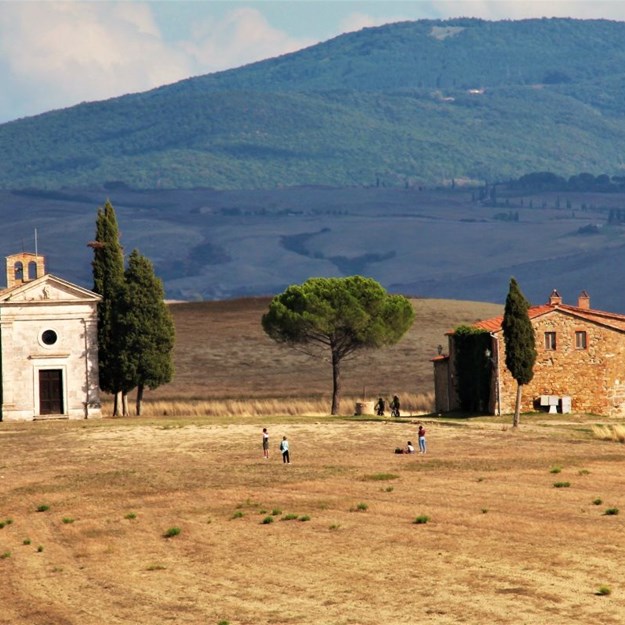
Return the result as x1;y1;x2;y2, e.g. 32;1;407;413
4;184;625;311
3;18;625;189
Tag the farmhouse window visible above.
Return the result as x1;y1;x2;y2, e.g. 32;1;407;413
575;331;587;349
544;331;556;350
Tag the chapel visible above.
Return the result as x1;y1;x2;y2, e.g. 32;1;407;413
0;252;101;421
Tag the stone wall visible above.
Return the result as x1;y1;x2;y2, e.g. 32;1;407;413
495;311;625;416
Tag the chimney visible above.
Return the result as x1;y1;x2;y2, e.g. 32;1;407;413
548;289;562;306
578;290;590;309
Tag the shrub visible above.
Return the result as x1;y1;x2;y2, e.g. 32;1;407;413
125;512;137;520
0;552;10;559
37;545;44;552
62;517;74;524
603;508;619;516
382;486;394;493
578;469;590;475
36;505;50;512
329;524;341;531
413;515;430;524
355;503;368;511
271;509;282;516
22;539;31;546
0;522;4;529
550;466;562;474
299;515;311;522
231;511;244;519
163;527;181;538
481;508;489;514
553;482;570;488
261;516;274;525
281;514;299;521
593;498;603;505
597;585;611;596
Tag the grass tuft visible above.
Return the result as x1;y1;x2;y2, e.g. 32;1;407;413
61;517;75;524
413;515;430;524
549;466;562;474
603;508;619;516
593;498;603;505
553;481;570;488
364;473;399;481
163;527;181;538
36;504;50;512
281;514;299;521
596;585;612;596
261;516;274;525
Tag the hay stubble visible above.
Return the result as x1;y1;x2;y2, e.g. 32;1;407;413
1;417;624;624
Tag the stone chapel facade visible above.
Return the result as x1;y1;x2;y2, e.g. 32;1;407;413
433;290;625;417
0;252;101;421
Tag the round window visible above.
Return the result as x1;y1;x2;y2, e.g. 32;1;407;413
41;330;58;346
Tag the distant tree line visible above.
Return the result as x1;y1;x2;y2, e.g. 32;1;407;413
509;171;625;193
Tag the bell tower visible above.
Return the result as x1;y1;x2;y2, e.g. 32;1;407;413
5;252;46;289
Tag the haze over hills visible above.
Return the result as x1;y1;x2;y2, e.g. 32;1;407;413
2;17;625;189
3;17;625;310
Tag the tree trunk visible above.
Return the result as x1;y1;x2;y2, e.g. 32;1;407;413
113;391;121;417
122;392;130;417
331;351;341;415
136;384;144;416
513;383;522;428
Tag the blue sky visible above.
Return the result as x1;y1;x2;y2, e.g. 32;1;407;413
1;1;624;124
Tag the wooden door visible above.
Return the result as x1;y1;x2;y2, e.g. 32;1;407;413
39;369;63;415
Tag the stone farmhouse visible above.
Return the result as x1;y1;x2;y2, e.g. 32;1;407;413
0;252;101;421
433;289;625;417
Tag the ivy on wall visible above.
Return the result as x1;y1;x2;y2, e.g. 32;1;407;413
454;326;492;413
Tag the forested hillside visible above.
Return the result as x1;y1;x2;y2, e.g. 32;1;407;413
2;18;625;190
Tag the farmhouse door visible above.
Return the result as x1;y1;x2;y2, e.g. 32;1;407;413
39;369;64;415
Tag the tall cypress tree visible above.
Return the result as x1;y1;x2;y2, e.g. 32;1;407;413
122;250;175;416
91;200;127;415
501;277;537;427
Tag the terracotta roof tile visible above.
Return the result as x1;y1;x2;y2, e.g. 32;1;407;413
470;302;625;334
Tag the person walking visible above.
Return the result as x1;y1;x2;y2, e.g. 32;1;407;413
390;395;400;417
375;397;385;416
418;425;426;454
280;436;290;464
262;427;269;459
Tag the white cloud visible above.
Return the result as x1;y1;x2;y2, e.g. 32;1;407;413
0;2;314;124
417;1;625;21
340;12;404;33
180;7;314;74
0;1;192;122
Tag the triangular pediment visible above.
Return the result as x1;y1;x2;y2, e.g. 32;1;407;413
0;274;101;304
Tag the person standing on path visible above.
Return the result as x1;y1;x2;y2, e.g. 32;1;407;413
280;436;290;464
418;425;426;454
262;428;269;459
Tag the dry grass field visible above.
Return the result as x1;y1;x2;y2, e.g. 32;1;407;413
2;414;625;625
142;297;503;415
2;298;625;624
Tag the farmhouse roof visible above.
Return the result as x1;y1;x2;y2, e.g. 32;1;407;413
472;292;625;334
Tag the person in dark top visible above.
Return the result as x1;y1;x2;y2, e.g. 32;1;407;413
375;397;385;416
390;395;400;417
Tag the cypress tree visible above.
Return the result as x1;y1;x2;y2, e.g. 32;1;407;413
501;277;537;427
122;250;175;416
91;200;126;415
